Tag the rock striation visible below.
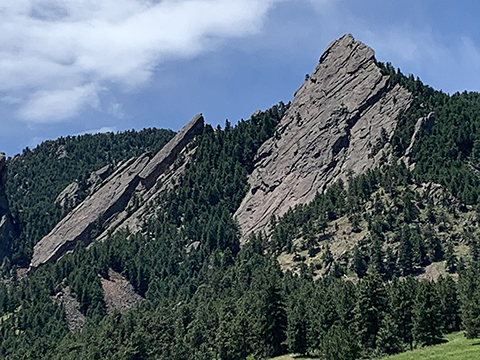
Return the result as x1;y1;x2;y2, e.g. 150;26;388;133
234;34;412;240
30;114;204;268
0;152;16;261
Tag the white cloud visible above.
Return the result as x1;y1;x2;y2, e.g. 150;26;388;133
0;0;283;123
107;102;125;119
75;126;117;136
18;84;101;123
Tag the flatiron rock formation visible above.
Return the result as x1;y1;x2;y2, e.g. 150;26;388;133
30;114;204;268
235;34;412;239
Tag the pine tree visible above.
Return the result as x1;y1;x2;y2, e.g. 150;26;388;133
389;276;416;350
262;282;287;357
377;312;403;356
320;325;359;360
437;276;460;333
398;226;414;276
459;267;480;338
354;266;387;352
413;281;443;346
444;242;457;273
286;295;308;355
352;245;368;278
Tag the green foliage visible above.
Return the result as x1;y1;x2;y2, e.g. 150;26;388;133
4;56;480;360
413;281;444;346
354;267;387;352
459;267;480;339
5;127;175;266
380;62;480;205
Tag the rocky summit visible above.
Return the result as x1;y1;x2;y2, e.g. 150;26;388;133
30;114;204;268
235;34;412;239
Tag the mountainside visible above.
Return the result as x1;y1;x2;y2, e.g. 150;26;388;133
0;152;16;262
236;34;411;238
2;34;480;360
30;114;204;268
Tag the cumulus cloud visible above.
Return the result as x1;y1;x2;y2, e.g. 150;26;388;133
0;0;283;123
17;84;101;123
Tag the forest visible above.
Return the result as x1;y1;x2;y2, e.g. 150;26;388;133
1;65;480;359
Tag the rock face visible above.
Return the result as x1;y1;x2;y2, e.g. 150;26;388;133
30;114;204;268
402;112;435;168
55;165;115;216
55;181;81;215
0;152;16;261
234;34;412;239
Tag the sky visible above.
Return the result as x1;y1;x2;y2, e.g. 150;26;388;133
1;0;479;156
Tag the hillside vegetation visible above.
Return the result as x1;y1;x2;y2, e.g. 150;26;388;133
5;128;174;266
1;58;480;359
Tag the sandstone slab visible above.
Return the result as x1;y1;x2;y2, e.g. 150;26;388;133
234;34;412;240
30;114;204;268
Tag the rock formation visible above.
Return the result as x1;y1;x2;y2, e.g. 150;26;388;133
234;34;412;240
0;152;16;261
30;114;204;268
402;112;435;168
55;181;81;215
55;165;115;216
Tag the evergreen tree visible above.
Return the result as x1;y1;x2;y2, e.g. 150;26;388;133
437;276;461;333
413;281;443;346
286;295;308;355
377;312;403;356
389;276;416;350
354;266;387;352
459;267;480;338
352;245;368;278
320;325;359;360
445;242;457;273
398;226;415;276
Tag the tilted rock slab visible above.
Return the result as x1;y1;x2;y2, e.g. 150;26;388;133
234;34;412;240
30;114;204;268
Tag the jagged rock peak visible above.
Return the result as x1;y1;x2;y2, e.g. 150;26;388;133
30;114;204;269
234;34;413;240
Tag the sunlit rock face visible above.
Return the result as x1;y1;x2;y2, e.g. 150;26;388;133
235;34;412;240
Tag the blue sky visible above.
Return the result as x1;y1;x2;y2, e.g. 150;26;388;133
1;0;479;156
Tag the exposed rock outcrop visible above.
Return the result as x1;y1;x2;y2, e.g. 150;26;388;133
55;165;115;216
55;181;81;215
234;34;412;240
100;269;143;314
30;114;204;268
52;286;86;331
0;153;16;261
86;164;113;194
402;112;435;168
